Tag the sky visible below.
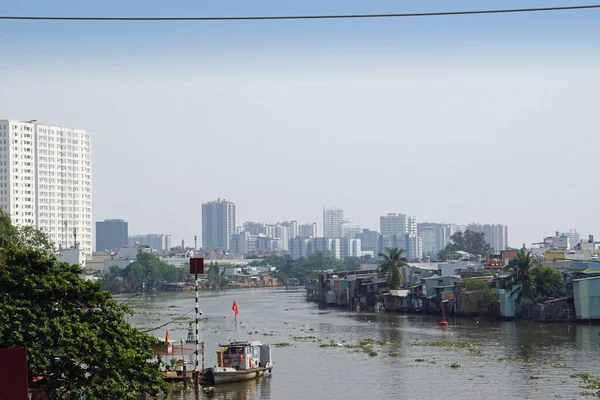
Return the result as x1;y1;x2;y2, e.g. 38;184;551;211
1;1;600;249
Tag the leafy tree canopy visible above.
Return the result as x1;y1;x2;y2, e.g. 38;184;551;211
0;211;168;399
438;230;493;261
271;252;346;281
534;265;566;300
101;252;189;294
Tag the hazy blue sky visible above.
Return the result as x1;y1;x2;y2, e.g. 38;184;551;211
1;1;600;249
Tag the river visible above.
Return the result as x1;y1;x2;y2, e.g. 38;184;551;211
125;288;600;400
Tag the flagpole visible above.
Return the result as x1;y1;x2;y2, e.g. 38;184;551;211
234;313;237;342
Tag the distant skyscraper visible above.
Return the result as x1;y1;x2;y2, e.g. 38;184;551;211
341;238;361;260
466;223;508;251
289;221;298;239
128;234;171;252
403;234;423;261
309;237;341;259
356;229;379;255
243;221;266;235
341;221;362;238
380;213;407;236
274;225;290;251
289;237;309;260
298;223;318;238
96;219;128;252
418;222;456;259
231;231;251;254
406;216;418;235
202;199;236;250
323;207;344;238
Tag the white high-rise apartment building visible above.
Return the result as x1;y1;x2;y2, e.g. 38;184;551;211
0;119;92;255
380;213;407;236
341;238;361;260
298;223;318;238
341;221;362;238
323;207;344;238
309;237;341;259
202;198;236;250
380;213;417;236
467;223;509;251
407;216;417;235
128;234;172;252
274;225;290;251
289;221;298;239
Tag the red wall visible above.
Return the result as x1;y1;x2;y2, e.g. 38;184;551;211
0;347;29;400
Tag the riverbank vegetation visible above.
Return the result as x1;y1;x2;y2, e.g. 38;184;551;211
0;211;168;399
260;252;361;282
505;249;566;305
438;230;493;261
101;253;190;294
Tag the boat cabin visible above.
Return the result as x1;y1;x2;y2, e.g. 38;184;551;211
217;341;271;370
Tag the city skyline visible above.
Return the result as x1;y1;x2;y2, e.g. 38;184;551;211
95;200;582;252
3;1;599;249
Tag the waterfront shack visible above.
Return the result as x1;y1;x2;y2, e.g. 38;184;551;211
317;270;380;309
419;275;459;312
383;289;412;311
572;275;600;320
453;276;497;316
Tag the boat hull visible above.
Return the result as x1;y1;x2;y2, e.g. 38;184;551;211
202;366;272;385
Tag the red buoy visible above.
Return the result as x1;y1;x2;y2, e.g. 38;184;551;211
439;302;449;328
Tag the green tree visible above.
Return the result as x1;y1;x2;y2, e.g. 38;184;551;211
505;249;538;305
0;215;168;399
378;247;409;289
534;265;565;299
101;253;189;294
438;230;493;260
343;256;361;271
205;262;229;290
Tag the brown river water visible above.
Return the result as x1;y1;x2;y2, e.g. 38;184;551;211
124;287;600;400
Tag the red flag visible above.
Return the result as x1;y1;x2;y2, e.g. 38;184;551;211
232;300;239;315
165;329;169;343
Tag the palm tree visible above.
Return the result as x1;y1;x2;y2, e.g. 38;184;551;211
505;248;538;305
378;247;409;290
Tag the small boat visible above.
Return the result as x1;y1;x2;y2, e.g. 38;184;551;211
201;341;273;386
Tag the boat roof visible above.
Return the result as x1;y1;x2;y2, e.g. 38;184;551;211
220;341;264;347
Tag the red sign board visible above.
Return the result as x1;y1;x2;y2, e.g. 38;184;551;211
189;257;204;274
0;347;29;400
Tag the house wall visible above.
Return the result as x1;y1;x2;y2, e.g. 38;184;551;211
573;277;600;319
496;288;516;318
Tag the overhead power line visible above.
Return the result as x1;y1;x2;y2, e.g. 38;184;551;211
1;4;599;22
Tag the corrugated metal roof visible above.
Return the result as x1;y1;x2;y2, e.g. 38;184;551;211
573;275;600;281
389;289;410;297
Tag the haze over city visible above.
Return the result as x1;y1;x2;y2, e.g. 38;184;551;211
1;0;599;248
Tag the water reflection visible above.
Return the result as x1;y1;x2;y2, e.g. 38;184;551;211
202;378;270;400
137;289;600;400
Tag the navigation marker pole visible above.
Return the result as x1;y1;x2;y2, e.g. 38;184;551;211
195;272;199;383
232;300;239;342
189;257;204;391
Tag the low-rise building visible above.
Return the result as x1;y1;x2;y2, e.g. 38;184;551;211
572;276;600;320
57;247;87;269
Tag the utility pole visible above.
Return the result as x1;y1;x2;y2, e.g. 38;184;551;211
189;257;204;394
